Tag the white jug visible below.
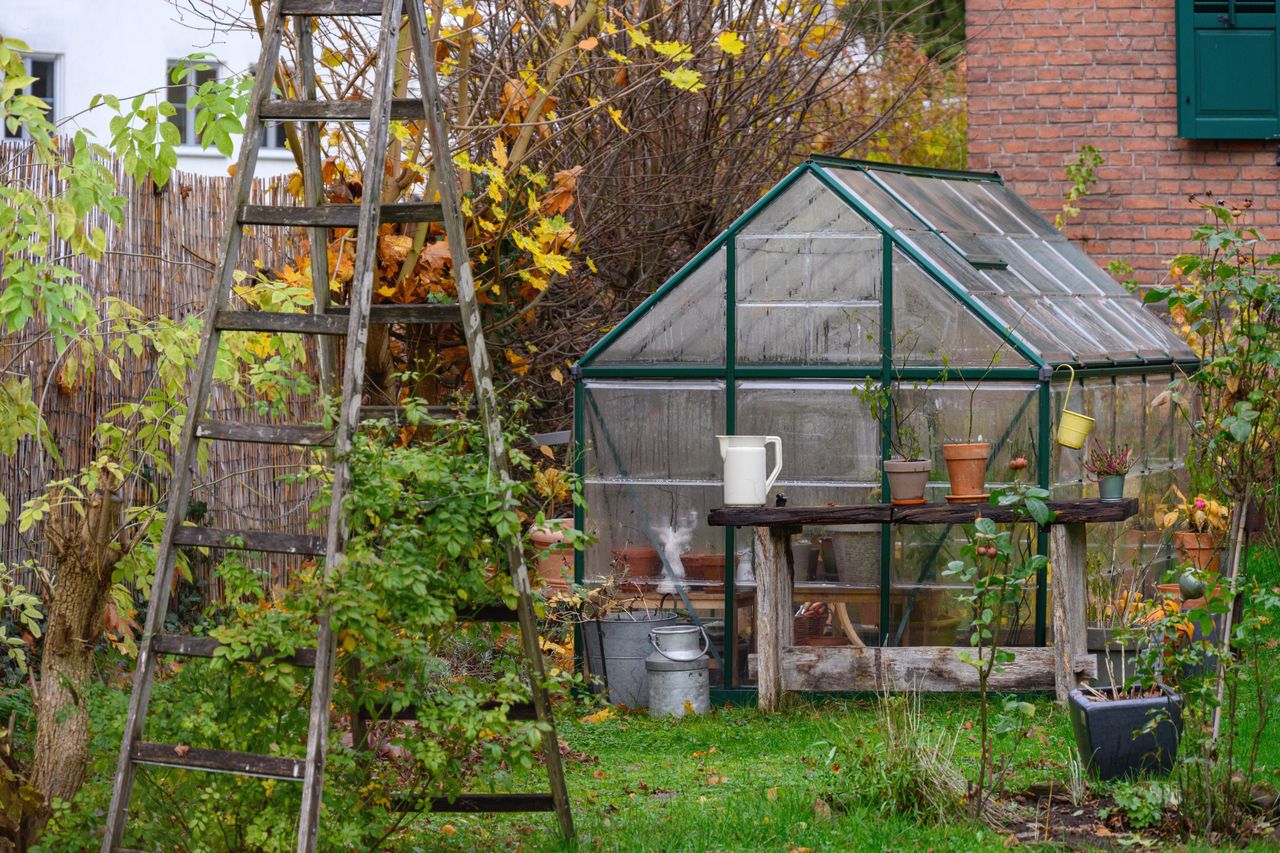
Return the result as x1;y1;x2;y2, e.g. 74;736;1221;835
716;435;782;506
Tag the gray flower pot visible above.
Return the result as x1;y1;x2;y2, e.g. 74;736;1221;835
1098;474;1126;501
1068;686;1182;781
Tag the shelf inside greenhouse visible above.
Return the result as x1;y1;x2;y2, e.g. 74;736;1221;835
572;157;1198;692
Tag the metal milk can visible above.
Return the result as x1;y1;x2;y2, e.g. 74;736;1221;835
716;435;783;506
646;624;710;718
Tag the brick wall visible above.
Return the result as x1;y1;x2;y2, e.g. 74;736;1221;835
966;0;1280;290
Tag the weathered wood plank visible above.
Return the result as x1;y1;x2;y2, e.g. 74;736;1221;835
214;309;348;336
196;420;334;447
359;404;456;422
709;498;1137;529
1050;523;1089;702
238;203;443;227
261;99;427;121
280;0;383;14
778;646;1097;693
130;742;306;781
172;526;326;556
457;604;521;622
330;303;462;324
152;634;317;668
754;527;793;712
390;793;555;813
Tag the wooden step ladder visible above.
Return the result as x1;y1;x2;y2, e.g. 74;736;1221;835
101;0;574;848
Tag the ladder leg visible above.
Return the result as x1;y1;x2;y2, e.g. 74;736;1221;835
296;18;336;394
403;1;575;840
296;1;403;849
100;5;288;849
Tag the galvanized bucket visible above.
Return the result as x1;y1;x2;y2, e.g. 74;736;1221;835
581;610;679;707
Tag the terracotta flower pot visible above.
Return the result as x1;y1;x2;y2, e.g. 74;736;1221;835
528;518;574;594
680;553;725;585
1173;531;1221;575
942;442;991;503
883;459;931;506
612;546;661;579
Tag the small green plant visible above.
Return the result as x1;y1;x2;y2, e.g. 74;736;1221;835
1056;144;1104;230
1107;257;1140;293
1103;780;1170;829
943;484;1052;817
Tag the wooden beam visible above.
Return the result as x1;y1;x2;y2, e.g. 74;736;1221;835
152;634;317;668
280;0;383;15
238;203;443;228
754;526;793;712
214;309;348;336
196;420;334;447
330;303;462;324
710;498;1137;530
172;526;326;556
777;645;1096;693
130;742;305;781
1050;523;1089;702
261;99;428;121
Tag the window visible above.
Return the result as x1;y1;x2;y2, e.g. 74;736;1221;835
249;63;289;151
166;60;218;146
4;55;57;140
1177;0;1280;138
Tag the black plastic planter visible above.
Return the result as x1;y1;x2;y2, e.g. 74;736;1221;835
1068;687;1182;781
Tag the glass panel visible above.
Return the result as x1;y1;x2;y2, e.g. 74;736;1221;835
581;380;725;482
595;247;726;364
736;304;881;365
824;167;920;230
892;248;1031;367
1144;374;1177;474
918;383;1040;475
742;172;876;236
1011;238;1106;295
736;381;880;485
736;234;881;304
1115;376;1145;471
975;183;1062;239
947;181;1039;236
898;231;1001;294
875;170;990;235
581;481;725;584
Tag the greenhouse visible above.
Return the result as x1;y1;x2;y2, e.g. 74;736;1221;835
572;157;1199;695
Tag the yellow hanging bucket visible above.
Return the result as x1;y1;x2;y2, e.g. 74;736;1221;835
1056;364;1095;449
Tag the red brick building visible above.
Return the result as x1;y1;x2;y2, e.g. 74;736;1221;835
966;0;1280;289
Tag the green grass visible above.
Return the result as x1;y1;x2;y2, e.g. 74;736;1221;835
400;546;1280;851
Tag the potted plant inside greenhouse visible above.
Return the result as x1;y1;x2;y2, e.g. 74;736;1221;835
941;371;992;503
853;379;931;505
1083;441;1136;501
527;465;581;594
1158;488;1229;575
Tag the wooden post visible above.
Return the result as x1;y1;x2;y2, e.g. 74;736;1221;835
1050;522;1088;703
754;526;793;712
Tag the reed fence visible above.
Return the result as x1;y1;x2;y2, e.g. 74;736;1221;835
0;140;320;599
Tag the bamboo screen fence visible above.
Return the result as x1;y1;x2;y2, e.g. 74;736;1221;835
0;140;320;599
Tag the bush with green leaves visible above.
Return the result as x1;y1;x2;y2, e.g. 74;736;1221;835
38;409;584;850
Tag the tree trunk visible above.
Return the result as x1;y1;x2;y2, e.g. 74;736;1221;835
27;489;122;839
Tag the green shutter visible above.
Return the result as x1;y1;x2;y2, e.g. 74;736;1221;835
1177;0;1280;139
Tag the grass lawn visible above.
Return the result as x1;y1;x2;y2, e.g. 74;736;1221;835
407;549;1280;852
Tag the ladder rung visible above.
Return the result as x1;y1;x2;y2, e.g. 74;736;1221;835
130;742;305;781
359;405;456;422
238;203;443;227
458;605;521;622
173;527;327;556
332;303;462;324
153;634;317;667
261;99;426;121
281;0;383;14
197;420;335;447
358;700;536;722
215;310;348;336
392;793;555;813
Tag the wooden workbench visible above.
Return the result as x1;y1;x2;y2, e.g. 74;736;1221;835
709;498;1137;710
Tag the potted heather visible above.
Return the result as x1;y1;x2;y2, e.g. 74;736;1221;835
1082;440;1136;501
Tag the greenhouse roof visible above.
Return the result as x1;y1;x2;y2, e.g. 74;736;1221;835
581;157;1197;371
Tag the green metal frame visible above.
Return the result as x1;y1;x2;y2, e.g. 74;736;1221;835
571;153;1202;692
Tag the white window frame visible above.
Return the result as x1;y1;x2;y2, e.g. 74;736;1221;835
4;53;59;140
166;58;220;147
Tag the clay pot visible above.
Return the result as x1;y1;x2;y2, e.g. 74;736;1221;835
612;546;661;579
680;553;725;584
528;518;574;594
1173;531;1221;575
942;442;991;503
884;459;931;506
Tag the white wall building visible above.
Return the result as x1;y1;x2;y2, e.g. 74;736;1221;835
1;0;296;178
